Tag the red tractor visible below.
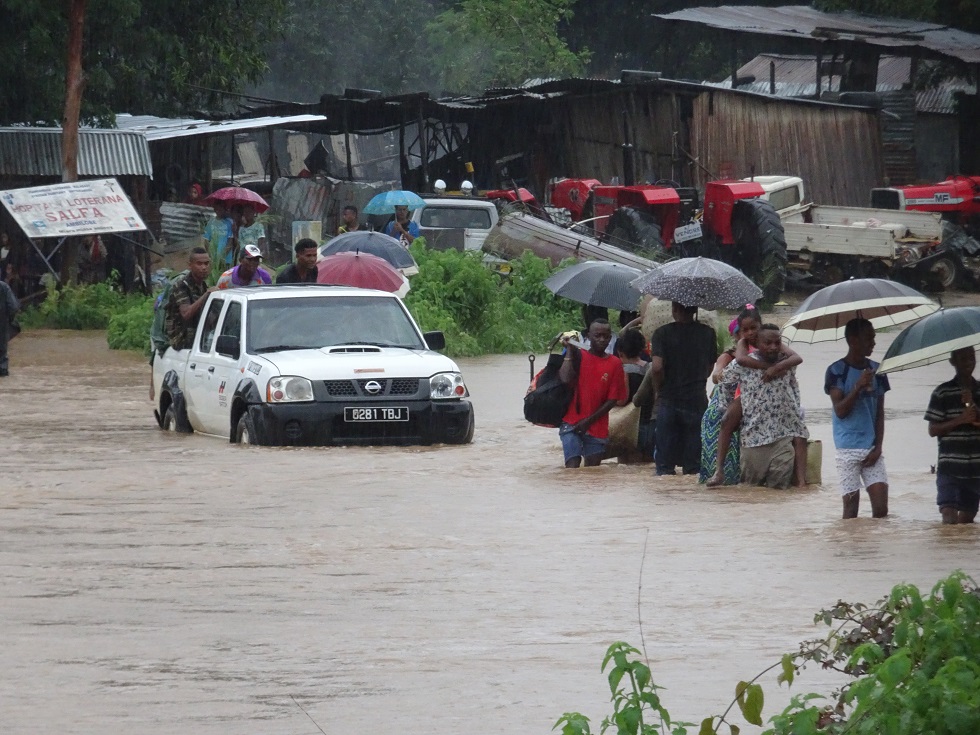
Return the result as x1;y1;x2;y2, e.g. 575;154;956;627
548;178;788;302
871;176;980;232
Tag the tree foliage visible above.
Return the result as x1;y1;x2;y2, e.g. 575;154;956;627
426;0;589;94
814;0;980;32
252;0;447;102
0;0;287;125
556;573;980;735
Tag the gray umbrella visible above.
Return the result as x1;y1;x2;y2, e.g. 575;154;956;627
878;307;980;374
781;278;938;344
543;261;644;311
629;257;762;310
319;231;418;276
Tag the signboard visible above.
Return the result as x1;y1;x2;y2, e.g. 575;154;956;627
0;178;147;239
673;222;703;244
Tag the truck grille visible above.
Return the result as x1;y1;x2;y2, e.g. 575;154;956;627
323;378;423;397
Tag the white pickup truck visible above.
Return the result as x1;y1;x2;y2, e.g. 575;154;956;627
152;285;474;446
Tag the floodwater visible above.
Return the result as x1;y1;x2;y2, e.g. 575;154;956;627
2;325;980;735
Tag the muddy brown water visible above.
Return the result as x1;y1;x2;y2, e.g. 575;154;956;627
2;321;980;734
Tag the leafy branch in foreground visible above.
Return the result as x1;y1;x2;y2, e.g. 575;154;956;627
557;572;980;735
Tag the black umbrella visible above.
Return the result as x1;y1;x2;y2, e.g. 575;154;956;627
320;231;418;275
543;261;644;311
781;278;938;344
878;307;980;374
630;257;762;310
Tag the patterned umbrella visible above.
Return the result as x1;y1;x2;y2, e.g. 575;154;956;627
630;257;762;310
320;231;418;276
362;190;426;215
781;278;938;344
203;186;269;213
878;307;980;374
316;252;410;297
543;261;643;310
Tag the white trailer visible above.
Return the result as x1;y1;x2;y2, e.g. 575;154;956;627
753;176;951;288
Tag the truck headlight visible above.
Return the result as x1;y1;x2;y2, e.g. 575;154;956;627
429;372;468;399
267;376;314;403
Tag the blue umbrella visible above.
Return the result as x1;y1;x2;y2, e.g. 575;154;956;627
363;190;426;215
319;231;418;275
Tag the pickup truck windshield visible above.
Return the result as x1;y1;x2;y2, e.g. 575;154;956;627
247;296;426;353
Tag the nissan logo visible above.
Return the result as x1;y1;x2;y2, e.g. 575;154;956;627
364;380;383;395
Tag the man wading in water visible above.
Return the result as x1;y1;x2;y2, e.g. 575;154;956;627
557;319;627;468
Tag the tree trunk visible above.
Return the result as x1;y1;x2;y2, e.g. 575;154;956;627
60;0;87;285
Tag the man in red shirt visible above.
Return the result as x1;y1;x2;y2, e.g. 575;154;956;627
558;319;628;468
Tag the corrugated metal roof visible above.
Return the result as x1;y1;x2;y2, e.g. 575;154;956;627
657;5;980;65
717;53;975;113
730;53;913;87
0;127;152;177
112;113;329;141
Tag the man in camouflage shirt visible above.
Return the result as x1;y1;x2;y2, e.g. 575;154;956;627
166;247;215;350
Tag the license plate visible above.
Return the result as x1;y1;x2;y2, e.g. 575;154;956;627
344;406;409;422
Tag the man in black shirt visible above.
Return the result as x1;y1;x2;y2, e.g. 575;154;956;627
277;238;319;284
925;346;980;524
649;301;718;475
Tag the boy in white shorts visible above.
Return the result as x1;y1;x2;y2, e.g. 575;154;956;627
824;318;890;518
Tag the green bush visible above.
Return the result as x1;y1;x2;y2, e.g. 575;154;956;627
404;241;581;356
106;296;154;354
19;276;146;330
556;573;980;735
23;244;607;359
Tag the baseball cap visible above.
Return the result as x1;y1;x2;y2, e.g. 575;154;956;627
242;244;263;260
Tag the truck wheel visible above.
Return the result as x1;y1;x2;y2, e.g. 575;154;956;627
732;199;787;303
606;207;664;256
162;401;192;433
928;255;959;291
163;405;179;432
460;411;476;444
235;413;258;445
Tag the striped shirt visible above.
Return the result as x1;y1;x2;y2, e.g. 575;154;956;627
924;377;980;477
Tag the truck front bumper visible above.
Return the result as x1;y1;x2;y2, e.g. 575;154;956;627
245;399;474;446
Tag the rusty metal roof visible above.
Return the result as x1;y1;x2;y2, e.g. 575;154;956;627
0;127;152;178
656;5;980;65
718;53;975;113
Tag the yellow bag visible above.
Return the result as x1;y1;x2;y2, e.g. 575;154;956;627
806;440;823;485
606;403;641;454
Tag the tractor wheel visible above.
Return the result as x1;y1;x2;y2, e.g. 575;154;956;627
605;207;665;257
927;254;959;291
732;199;788;303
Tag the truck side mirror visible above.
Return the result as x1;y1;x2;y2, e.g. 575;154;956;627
423;331;445;351
215;335;240;359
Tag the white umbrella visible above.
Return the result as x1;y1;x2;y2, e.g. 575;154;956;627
781;278;938;344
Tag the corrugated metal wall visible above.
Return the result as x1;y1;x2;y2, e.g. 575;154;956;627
0;129;152;178
688;91;884;206
879;89;917;185
543;86;885;207
554;89;689;186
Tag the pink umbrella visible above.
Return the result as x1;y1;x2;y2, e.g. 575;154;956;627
317;251;410;297
203;186;270;213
